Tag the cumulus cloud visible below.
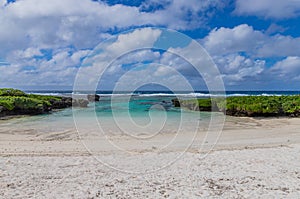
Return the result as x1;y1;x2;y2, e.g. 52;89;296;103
0;48;90;88
215;54;265;83
203;24;266;56
203;24;300;58
271;56;300;80
0;0;222;57
0;0;226;89
76;27;226;91
107;28;161;55
265;23;287;35
234;0;300;19
201;24;300;86
74;28;163;90
160;40;225;91
10;47;43;60
114;63;193;91
0;0;298;90
140;0;225;29
257;35;300;57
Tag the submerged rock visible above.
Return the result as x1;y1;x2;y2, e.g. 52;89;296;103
72;99;89;108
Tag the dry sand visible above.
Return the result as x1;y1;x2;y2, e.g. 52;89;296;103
0;116;300;198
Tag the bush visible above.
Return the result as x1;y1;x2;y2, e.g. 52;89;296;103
0;96;48;111
180;95;300;117
0;88;80;117
0;88;26;97
0;97;15;110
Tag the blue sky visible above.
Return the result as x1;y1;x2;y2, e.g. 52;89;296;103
0;0;300;91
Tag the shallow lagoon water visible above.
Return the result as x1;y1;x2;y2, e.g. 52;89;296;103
0;96;220;137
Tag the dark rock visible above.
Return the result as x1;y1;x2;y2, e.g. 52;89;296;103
0;106;8;117
87;94;100;102
49;97;72;109
171;98;181;107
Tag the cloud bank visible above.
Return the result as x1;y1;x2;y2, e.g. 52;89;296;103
0;0;299;90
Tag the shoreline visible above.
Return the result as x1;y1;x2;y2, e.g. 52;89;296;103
1;116;299;156
1;116;300;198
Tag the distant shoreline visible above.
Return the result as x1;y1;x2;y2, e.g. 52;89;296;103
25;90;300;97
1;88;300;119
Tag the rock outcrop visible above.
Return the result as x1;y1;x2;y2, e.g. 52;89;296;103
87;94;100;102
171;98;181;107
49;97;72;109
72;99;89;108
0;88;91;118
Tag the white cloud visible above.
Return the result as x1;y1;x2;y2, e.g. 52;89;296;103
0;0;298;90
0;0;6;7
140;0;225;30
0;0;225;89
114;64;194;91
0;0;221;58
265;23;286;35
202;24;300;86
107;28;161;56
203;24;300;58
215;54;265;83
74;28;162;90
71;50;91;64
203;24;266;56
9;47;43;60
162;40;225;91
257;35;300;57
234;0;300;19
120;50;160;64
154;65;174;77
0;48;93;88
271;56;300;79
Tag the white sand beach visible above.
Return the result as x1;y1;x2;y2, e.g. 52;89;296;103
0;117;300;198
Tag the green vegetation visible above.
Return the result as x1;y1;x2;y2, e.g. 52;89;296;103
0;88;69;116
27;94;62;102
0;88;26;97
0;96;48;111
180;98;214;111
178;95;300;117
223;96;300;116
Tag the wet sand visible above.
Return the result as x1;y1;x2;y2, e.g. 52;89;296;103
0;116;300;198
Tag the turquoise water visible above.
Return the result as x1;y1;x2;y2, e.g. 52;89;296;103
0;95;219;135
72;95;209;136
18;90;299;134
0;95;227;136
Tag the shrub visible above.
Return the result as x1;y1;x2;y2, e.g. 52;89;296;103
0;88;26;96
0;96;48;111
179;95;300;117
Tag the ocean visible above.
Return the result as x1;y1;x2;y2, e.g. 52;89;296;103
25;90;300;97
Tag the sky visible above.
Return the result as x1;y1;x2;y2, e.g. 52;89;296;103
0;0;300;91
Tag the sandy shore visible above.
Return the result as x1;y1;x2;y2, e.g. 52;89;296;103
0;117;300;198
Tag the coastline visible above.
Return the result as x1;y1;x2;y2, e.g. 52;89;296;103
1;116;299;156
